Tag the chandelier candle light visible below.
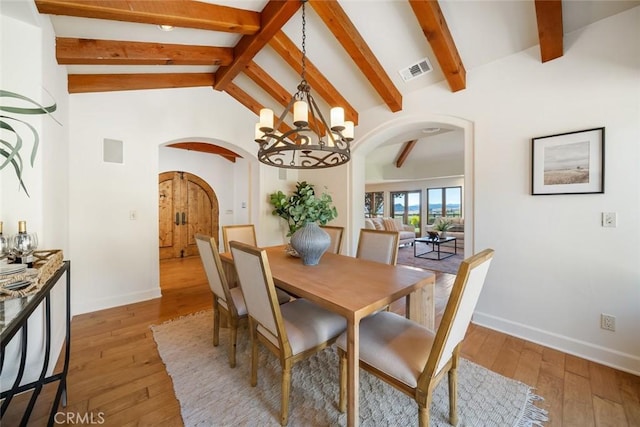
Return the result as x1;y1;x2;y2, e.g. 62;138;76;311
254;0;353;169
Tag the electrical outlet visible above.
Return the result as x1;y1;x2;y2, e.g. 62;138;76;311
602;212;617;227
601;314;616;331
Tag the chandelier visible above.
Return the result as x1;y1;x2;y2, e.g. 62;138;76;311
254;0;353;169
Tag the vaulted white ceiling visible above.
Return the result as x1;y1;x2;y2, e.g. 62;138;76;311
3;0;637;174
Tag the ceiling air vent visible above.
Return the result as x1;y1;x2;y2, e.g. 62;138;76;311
398;57;433;82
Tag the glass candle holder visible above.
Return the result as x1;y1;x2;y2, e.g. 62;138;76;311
11;225;38;265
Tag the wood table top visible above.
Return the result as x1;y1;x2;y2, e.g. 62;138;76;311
221;245;435;321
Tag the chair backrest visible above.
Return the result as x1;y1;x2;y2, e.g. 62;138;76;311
355;229;399;265
222;224;257;253
320;225;344;254
229;241;287;349
195;234;236;315
420;249;494;383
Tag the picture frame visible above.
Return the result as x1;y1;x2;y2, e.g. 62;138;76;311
531;127;605;195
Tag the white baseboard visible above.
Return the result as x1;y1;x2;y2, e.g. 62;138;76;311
472;311;640;376
72;288;162;316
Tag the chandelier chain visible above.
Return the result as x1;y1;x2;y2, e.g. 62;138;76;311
301;0;307;83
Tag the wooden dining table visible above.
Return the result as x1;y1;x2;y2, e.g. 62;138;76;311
220;245;435;427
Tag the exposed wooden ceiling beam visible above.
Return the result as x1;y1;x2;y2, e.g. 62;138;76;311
67;73;214;93
243;61;292;109
224;82;294;136
309;0;402;112
395;140;417;168
167;142;241;163
534;0;563;62
56;37;233;66
408;0;466;92
214;0;301;91
269;30;359;125
35;0;260;34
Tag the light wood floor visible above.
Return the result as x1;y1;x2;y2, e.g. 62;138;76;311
6;256;639;426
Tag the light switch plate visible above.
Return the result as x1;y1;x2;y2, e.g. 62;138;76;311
602;212;617;227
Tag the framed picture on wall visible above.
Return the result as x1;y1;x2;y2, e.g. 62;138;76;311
531;127;605;195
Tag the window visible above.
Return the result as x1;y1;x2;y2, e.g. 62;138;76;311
364;192;384;218
427;186;462;224
391;191;421;232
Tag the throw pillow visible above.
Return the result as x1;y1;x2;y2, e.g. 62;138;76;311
382;218;398;231
371;218;384;230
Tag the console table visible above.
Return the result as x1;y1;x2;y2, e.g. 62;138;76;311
0;261;71;426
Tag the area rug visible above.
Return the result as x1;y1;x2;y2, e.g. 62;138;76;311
151;311;548;427
397;245;464;275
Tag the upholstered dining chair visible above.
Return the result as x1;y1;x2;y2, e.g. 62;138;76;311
222;224;257;253
229;241;347;426
336;248;494;427
320;225;344;254
356;229;400;265
195;234;290;368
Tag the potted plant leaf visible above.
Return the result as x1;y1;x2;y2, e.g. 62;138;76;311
432;218;453;238
268;181;337;265
0;90;59;197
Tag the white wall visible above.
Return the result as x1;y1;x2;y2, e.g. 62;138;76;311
1;10;70;386
348;8;640;374
67;86;292;314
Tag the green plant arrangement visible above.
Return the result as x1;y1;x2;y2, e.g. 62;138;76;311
269;181;338;237
1;90;60;197
432;218;452;233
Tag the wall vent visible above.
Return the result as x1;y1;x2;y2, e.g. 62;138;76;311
398;57;433;82
103;138;123;164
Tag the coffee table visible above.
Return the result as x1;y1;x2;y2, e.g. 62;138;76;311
414;236;457;260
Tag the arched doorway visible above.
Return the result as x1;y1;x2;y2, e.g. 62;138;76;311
349;114;474;257
159;171;219;259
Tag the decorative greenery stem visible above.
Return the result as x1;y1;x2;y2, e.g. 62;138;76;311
269;181;337;236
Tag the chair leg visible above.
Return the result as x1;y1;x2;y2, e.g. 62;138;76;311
418;405;430;427
228;319;237;368
448;356;459;425
280;361;292;426
212;299;220;347
338;348;347;413
418;387;434;427
249;319;258;387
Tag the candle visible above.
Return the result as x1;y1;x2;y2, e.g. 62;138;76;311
293;101;308;127
343;121;354;141
330;107;345;131
259;108;274;132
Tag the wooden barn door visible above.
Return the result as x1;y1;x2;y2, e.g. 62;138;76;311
159;171;219;260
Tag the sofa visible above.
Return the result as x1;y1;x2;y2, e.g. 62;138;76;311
425;217;464;249
364;217;417;247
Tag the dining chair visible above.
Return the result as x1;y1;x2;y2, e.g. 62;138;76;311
356;229;399;265
194;234;290;368
336;248;494;427
320;225;344;254
229;241;347;426
222;224;257;253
